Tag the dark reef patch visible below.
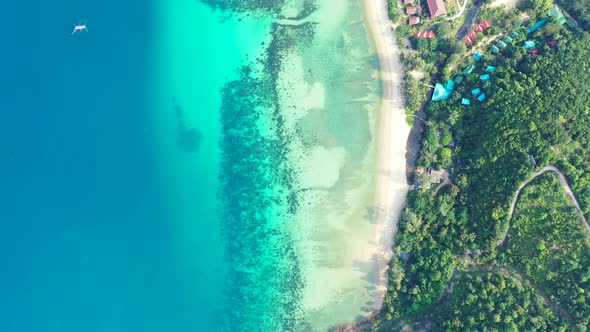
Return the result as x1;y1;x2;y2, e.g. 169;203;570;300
215;7;325;330
217;65;307;331
198;0;287;16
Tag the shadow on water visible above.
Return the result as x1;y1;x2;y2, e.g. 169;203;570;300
173;101;203;155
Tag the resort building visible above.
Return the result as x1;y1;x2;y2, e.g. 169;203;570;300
426;0;447;18
408;16;421;25
463;64;476;75
474;21;490;33
414;30;436;39
406;6;421;15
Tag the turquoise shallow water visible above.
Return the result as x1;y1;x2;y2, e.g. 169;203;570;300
154;1;285;330
0;0;383;330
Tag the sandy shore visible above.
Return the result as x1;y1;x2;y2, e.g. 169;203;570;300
361;0;411;319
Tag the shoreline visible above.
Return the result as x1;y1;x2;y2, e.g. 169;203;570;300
349;0;411;327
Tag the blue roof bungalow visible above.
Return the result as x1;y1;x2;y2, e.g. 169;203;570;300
509;31;519;39
446;80;455;91
524;40;536;50
490;45;500;54
471;88;482;96
486;65;496;72
454;75;464;84
477;93;487;102
432;83;453;101
463;64;476;75
480;74;491;82
473;52;483;62
528;19;548;33
461;98;471;105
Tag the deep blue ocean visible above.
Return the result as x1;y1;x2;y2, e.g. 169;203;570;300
0;1;207;330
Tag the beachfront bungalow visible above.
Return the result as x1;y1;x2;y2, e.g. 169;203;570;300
426;0;447;18
480;74;491;82
524;40;536;49
463;64;476;75
446;80;455;91
486;65;496;72
461;98;471;105
408;17;421;25
432;83;453;101
477;93;487;102
471;88;482;96
473;52;483;62
406;6;421;15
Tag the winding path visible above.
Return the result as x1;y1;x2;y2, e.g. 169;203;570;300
447;0;469;22
497;165;590;246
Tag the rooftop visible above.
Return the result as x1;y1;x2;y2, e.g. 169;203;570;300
427;0;447;18
408;16;421;25
406;6;421;15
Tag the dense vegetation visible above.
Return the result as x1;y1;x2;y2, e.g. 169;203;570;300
451;28;590;250
433;269;569;331
381;187;470;319
499;173;590;326
370;2;590;331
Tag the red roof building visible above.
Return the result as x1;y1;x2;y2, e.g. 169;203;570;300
475;20;491;32
468;31;478;41
408;16;421;25
464;35;473;46
548;40;558;46
406;6;421;15
426;0;447;18
528;49;539;54
403;0;415;4
414;30;436;39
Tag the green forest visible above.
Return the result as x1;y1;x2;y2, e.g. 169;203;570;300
499;173;590;327
369;1;590;331
433;269;569;331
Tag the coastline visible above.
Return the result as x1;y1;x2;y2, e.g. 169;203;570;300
356;0;411;325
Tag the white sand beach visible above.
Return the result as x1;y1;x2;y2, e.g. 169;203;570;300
362;0;411;313
272;0;410;329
